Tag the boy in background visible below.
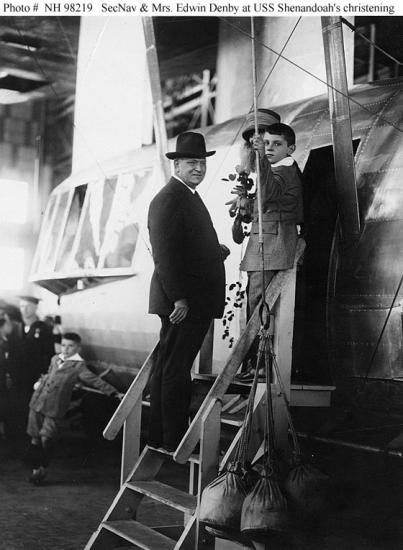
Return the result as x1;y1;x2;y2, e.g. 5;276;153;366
27;332;123;484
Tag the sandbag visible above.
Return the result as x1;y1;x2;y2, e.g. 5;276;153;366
284;460;330;520
241;476;288;536
199;464;251;535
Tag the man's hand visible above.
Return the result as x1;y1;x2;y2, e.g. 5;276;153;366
169;298;189;324
220;244;231;261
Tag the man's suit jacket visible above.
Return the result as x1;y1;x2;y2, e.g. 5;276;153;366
12;319;54;393
148;177;225;320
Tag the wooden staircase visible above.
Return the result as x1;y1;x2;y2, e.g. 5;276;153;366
85;445;200;549
85;241;305;549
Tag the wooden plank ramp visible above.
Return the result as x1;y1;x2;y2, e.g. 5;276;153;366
102;519;176;549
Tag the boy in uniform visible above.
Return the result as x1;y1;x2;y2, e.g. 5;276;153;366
26;332;122;484
232;118;303;378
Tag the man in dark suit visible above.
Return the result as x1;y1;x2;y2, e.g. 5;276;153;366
147;132;227;452
9;296;55;435
17;296;55;395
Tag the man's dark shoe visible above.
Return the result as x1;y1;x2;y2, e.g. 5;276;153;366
29;466;47;485
235;370;253;381
235;369;265;383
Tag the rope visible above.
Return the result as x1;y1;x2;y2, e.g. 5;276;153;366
233;349;261;465
263;334;276;472
269;339;301;457
250;18;268;318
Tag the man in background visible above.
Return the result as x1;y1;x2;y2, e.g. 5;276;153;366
8;296;55;436
17;296;55;396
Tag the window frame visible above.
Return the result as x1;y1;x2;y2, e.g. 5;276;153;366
31;166;152;283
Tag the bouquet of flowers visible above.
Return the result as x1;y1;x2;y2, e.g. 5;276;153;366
223;165;255;223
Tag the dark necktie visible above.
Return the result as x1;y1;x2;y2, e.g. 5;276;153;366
194;191;205;205
193;190;212;223
194;190;206;210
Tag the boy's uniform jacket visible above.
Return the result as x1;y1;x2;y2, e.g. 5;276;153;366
240;156;303;271
29;353;117;419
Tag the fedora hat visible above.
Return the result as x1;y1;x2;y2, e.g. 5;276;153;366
166;132;216;159
242;109;281;141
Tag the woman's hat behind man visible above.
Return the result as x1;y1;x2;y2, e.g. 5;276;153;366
242;109;281;141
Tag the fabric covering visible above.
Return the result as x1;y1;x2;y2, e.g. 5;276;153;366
284;461;330;519
241;476;288;535
199;467;250;534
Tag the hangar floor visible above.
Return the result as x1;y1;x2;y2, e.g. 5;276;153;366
0;431;186;550
0;413;402;550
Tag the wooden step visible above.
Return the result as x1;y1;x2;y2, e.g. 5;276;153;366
146;444;200;464
220;412;244;427
194;373;335;408
102;519;176;550
126;480;197;514
192;373;251;395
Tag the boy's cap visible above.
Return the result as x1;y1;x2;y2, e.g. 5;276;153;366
19;295;41;305
242;109;281;141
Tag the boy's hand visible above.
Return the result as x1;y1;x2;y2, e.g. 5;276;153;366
251;135;265;158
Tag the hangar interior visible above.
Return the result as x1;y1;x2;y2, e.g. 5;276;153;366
0;15;401;300
0;14;402;550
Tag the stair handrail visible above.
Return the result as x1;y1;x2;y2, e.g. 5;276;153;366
174;239;305;464
103;343;159;440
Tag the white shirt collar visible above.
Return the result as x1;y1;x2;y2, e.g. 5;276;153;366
173;175;196;194
59;352;83;362
271;156;294;168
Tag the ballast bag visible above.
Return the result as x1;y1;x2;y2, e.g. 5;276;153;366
241;476;288;535
284;460;330;519
199;466;250;535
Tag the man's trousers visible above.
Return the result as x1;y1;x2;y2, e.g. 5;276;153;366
148;315;211;450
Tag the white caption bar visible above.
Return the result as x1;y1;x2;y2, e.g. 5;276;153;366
0;1;400;16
